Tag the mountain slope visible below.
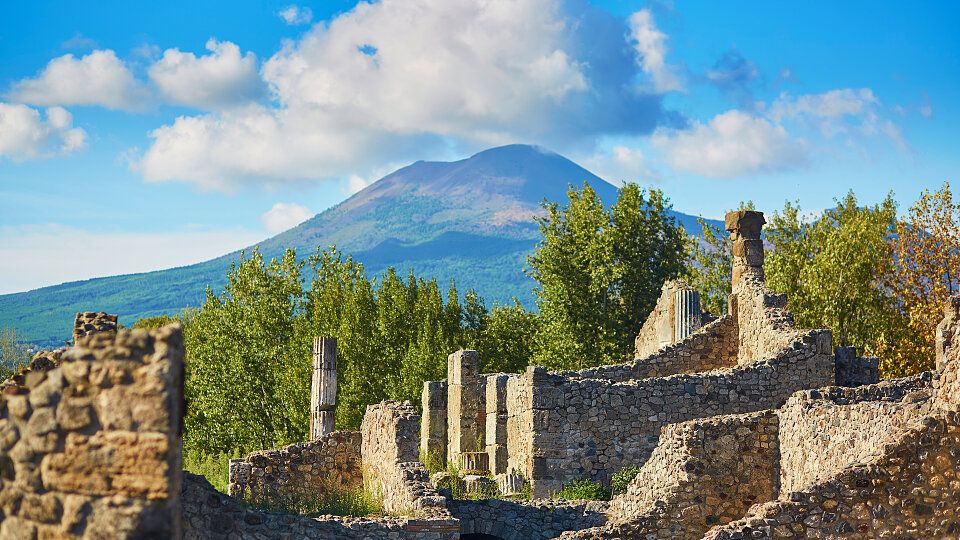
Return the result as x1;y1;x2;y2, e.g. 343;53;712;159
0;144;720;347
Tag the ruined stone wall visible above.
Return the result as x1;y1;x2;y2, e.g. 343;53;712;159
449;498;608;540
732;277;808;366
634;281;694;359
360;400;455;534
936;295;960;410
513;334;833;497
0;325;184;538
705;409;960;539
778;373;934;495
183;473;455;539
834;346;880;387
227;430;362;503
564;411;779;540
72;311;118;343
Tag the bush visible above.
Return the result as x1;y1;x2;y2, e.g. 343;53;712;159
554;478;609;501
610;464;642;495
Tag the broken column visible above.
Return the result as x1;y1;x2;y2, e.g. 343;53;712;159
310;336;337;439
485;373;510;475
420;380;448;466
726;210;766;287
673;288;703;342
447;349;479;467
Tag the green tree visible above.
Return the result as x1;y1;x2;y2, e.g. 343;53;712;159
183;248;308;455
764;192;900;355
527;182;688;369
477;300;539;374
131;315;176;330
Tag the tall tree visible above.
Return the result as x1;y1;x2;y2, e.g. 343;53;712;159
527;182;688;369
883;181;960;376
764;192;900;355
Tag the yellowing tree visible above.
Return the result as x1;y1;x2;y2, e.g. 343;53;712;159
883;182;960;376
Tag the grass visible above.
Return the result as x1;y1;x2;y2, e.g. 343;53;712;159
243;485;382;517
554;478;609;501
183;449;237;493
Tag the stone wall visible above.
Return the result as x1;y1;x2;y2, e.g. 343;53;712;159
449;498;608;540
227;430;362;503
360;400;456;536
72;311;118;343
513;334;833;497
421;380;447;466
778;373;934;495
936;294;960;411
834;346;880;387
705;409;960;539
732;276;806;366
635;281;704;359
0;325;184;538
565;411;779;540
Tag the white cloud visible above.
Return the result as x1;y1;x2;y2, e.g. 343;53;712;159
577;144;660;184
261;202;314;234
278;5;313;25
61;33;97;50
135;0;675;190
0;103;87;160
654;110;807;178
7;50;148;110
0;224;263;295
768;88;908;149
628;9;684;93
149;39;266;109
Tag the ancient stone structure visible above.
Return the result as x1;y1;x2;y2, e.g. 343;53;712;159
634;281;711;359
421;380;447;465
0;325;184;538
310;336;338;439
726;210;765;286
446;349;480;467
227;430;362;503
72;311;118;343
448;498;608;539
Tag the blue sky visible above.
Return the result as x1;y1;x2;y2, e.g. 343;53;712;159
1;0;956;294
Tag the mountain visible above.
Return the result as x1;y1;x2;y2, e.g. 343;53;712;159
0;144;721;348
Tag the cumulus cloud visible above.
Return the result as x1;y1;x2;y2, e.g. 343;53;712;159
578;144;660;184
261;202;314;234
0;224;262;295
654;110;807;178
768;88;907;149
7;50;148;110
61;33;98;50
628;8;684;93
278;5;313;25
0;103;87;160
149;39;266;109
135;0;678;190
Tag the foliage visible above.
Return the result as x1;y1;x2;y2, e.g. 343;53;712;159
684;202;755;316
183;245;534;459
131;315;175;330
183;449;238;493
554;478;609;501
242;484;382;517
764;192;901;357
527;182;688;369
883;181;960;376
183;248;308;456
610;464;643;495
0;327;31;379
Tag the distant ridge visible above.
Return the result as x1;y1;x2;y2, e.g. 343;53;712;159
0;144;721;347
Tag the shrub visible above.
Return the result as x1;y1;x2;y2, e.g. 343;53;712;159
554;478;609;501
610;464;642;495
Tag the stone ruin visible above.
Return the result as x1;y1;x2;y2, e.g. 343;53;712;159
1;211;959;539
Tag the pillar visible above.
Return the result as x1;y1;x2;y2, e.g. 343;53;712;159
485;373;510;475
447;349;479;466
725;210;766;287
420;380;447;467
673;289;703;342
310;336;337;439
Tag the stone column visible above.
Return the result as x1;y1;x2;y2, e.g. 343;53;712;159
310;336;337;439
447;349;479;466
673;289;703;342
420;380;448;466
485;373;510;475
725;210;766;287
